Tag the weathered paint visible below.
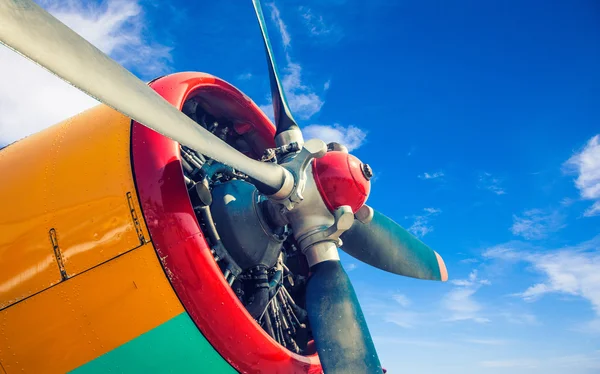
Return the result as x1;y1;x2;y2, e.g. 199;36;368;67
0;104;148;309
0;243;184;373
69;312;237;374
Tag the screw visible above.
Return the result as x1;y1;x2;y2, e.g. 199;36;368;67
327;142;349;154
361;163;373;180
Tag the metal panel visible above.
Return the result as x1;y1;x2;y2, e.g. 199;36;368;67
0;105;148;309
0;244;184;373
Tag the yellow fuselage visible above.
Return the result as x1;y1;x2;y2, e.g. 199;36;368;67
0;105;185;373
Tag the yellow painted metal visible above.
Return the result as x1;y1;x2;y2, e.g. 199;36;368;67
0;243;185;374
0;105;148;309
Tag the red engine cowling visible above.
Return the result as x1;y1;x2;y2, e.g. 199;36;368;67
131;72;322;374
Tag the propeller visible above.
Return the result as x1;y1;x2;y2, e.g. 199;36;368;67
306;261;381;373
0;0;449;372
251;2;448;374
251;0;302;147
340;208;448;281
0;0;291;196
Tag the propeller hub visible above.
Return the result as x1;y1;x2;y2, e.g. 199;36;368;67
312;151;371;214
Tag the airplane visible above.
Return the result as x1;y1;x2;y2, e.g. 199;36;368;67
0;1;448;373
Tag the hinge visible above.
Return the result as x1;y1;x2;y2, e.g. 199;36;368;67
49;228;68;281
127;192;146;245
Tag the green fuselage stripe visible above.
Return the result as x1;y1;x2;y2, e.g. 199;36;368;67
69;312;238;373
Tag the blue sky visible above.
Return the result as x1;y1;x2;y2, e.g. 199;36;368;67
1;0;600;372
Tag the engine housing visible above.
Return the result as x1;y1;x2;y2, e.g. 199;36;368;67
210;179;285;270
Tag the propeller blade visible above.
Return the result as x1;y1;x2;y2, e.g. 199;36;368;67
0;0;289;195
340;209;448;281
251;0;302;146
306;260;382;374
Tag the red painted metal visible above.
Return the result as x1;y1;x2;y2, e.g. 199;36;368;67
312;151;371;214
131;72;322;373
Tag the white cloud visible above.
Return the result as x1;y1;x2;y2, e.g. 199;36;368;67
0;0;172;144
484;236;600;331
464;338;510;346
266;2;291;48
552;353;600;370
299;6;330;36
372;336;448;348
478;172;506;195
564;134;600;216
510;208;566;240
444;288;490;324
302;123;367;151
392;293;411;307
480;359;539;368
384;311;421;329
406;207;442;238
281;61;325;119
450;269;491;287
46;0;171;75
298;6;343;43
561;197;576;207
345;263;357;272
360;292;428;330
499;311;538;325
565;135;600;199
418;171;444;180
237;72;253;80
481;353;600;371
443;270;490;323
258;104;276;123
408;216;432;237
585;201;600;217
